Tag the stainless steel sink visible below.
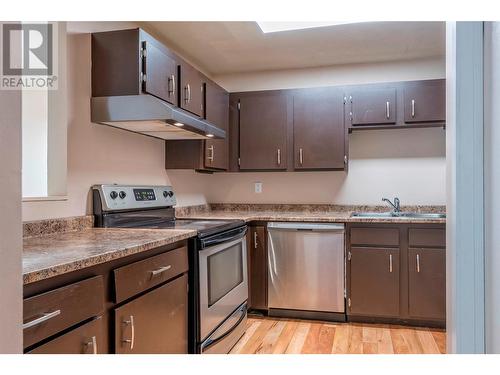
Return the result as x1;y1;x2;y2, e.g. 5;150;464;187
352;212;446;219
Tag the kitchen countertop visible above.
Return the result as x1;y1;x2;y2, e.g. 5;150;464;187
23;228;197;285
176;210;446;224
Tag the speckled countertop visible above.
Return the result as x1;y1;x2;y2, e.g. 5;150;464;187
23;228;197;285
175;204;446;224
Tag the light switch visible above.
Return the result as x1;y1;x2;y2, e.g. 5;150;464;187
254;182;263;193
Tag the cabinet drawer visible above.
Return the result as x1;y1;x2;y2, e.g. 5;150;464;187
27;316;105;354
113;246;188;303
23;276;104;348
409;228;445;248
350;227;399;246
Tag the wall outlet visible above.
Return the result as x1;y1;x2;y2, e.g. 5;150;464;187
254;182;263;194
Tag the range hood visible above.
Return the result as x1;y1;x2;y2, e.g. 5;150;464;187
91;95;225;140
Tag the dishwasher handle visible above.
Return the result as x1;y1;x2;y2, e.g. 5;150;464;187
267;222;345;231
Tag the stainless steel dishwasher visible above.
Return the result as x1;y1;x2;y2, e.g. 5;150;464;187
267;222;345;321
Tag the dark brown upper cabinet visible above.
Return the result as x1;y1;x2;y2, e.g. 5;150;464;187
141;40;178;106
293;88;346;170
238;91;289;170
92;29;178;99
204;80;229;170
165;78;229;172
403;79;445;124
349;87;397;126
179;62;204;117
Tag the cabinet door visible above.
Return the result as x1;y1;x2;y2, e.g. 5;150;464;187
28;317;104;354
204;81;229;170
408;248;446;320
404;80;445;123
248;226;267;310
142;41;178;106
350;88;397;126
239;92;288;170
349;247;400;317
115;274;188;354
293;88;345;169
180;62;204;117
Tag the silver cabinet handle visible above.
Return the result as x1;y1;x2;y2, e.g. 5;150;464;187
207;145;214;163
277;149;281;165
151;265;172;276
416;253;420;273
85;335;98;354
23;309;61;330
254;231;258;249
389;254;393;273
168;74;175;96
299;148;303;165
184;84;191;103
386;101;390;119
411;99;415;118
122;315;135;350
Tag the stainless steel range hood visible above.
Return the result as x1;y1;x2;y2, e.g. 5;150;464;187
91;95;225;140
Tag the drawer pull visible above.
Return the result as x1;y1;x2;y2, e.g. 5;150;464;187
122;315;135;350
23;309;61;330
151;265;172;276
85;335;98;354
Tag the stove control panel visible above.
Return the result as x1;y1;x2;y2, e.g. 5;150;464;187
93;185;176;211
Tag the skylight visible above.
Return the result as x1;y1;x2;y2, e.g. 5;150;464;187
256;22;353;33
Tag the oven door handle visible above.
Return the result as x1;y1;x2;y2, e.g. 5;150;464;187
200;304;246;352
199;226;247;248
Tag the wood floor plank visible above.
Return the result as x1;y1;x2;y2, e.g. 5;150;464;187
401;328;425;354
377;328;394;354
363;342;378;354
255;320;286;354
417;330;441;354
348;325;363;354
229;319;261;354
231;317;446;355
317;324;337;354
272;320;299;354
331;324;350;354
390;328;410;354
430;330;447;354
285;322;311;354
237;319;275;354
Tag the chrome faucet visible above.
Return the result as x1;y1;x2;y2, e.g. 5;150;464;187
382;197;401;214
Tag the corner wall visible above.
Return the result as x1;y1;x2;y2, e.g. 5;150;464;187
0;53;22;352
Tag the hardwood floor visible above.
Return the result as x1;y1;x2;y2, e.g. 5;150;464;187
230;317;446;354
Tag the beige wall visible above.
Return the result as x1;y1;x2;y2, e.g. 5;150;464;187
214;57;445;92
197;127;445;205
22;23;446;221
0;78;22;350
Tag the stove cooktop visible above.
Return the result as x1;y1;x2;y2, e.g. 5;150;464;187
116;218;246;238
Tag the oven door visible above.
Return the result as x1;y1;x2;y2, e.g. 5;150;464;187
198;233;248;341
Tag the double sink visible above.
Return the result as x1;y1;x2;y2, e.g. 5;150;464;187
352;212;446;219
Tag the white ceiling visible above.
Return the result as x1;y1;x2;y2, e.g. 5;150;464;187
140;21;445;76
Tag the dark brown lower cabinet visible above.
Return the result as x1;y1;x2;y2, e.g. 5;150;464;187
248;225;267;311
349;247;400;317
115;274;188;354
408;248;446;320
28;317;105;354
347;223;446;326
